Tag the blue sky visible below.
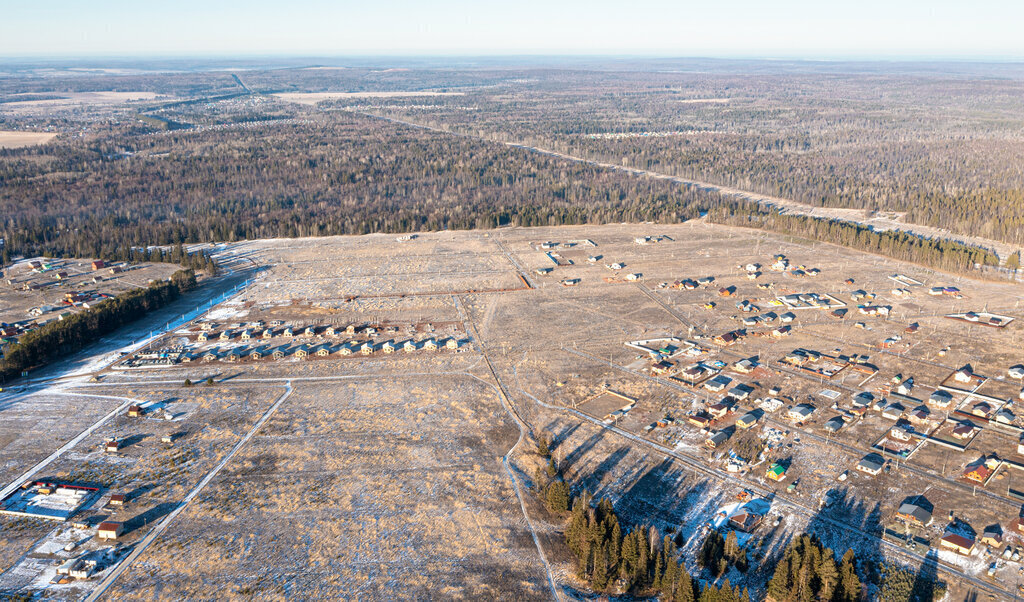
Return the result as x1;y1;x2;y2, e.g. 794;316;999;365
4;0;1023;58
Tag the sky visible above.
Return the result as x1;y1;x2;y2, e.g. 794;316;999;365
3;0;1024;59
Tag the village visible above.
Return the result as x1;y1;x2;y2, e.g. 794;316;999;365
0;258;181;365
0;220;1022;599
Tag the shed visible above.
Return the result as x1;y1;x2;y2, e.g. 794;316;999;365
127;405;143;418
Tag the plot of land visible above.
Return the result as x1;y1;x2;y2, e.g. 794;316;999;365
0;131;57;148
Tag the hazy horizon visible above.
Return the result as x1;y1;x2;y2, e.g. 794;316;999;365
4;0;1024;60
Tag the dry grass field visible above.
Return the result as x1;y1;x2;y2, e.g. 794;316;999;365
1;221;1023;599
0;131;57;148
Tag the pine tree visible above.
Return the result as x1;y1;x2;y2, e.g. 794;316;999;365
1007;250;1021;271
838;549;861;602
817;551;839;601
536;433;550;458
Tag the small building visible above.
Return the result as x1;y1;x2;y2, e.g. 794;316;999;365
325;326;338;337
766;463;787;481
939;533;975;556
687;413;713;428
896;501;932;526
103;438;120;453
262;328;274;339
225;350;240;362
928;390;953;408
381;341;395;354
283;327;294;338
788;404;815;422
963;462;994;484
127;405;143;418
706;431;730;449
304;326;317;337
339;345;353;356
219;330;232;341
294;346;309;359
109;494;126;507
316;345;331;357
952;421;978;440
197;331;211;342
360;342;374;355
981;525;1003;548
423;339;438;351
729;511;763;532
108;266;123;274
880;401;905;421
823;416;845;433
97;521;124;541
1009;365;1024;380
708;402;731;419
954;366;974;383
733;358;756;373
404;341;417;353
704;375;732;392
857;453;885;476
249;349;264;361
55;271;69;281
91;260;105;271
651;360;674;375
446;338;459;350
736;411;761;429
241;330;253;341
890;426;912;441
272;348;287;360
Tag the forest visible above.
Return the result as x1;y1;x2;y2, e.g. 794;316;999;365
1;60;1018;274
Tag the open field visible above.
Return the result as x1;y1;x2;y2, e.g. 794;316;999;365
0;221;1022;599
0;131;57;148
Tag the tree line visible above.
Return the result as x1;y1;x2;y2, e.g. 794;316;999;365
0;269;196;381
709;205;1001;274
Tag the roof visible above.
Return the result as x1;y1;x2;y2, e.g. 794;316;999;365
897;503;931;524
940;533;975;551
858;455;885;472
97;521;122;531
